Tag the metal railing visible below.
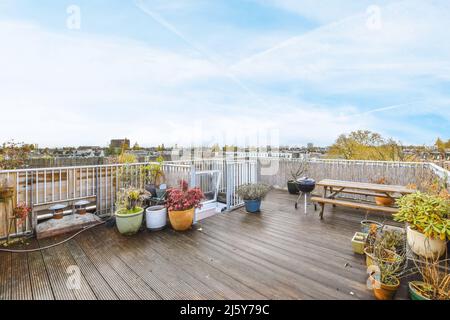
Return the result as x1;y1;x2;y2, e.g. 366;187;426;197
257;157;450;192
5;156;444;239
0;162;192;238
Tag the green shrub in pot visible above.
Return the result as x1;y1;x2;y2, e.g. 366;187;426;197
394;192;450;258
237;184;271;213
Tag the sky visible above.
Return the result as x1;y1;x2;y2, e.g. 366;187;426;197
0;0;449;148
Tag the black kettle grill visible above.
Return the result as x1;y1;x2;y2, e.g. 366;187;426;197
295;177;316;213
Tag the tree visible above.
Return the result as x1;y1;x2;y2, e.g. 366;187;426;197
435;138;447;159
0;141;33;169
328;130;415;161
132;142;141;150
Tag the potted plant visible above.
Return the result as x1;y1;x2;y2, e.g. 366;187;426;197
364;230;405;268
369;253;405;300
352;232;368;255
145;205;167;231
408;262;450;300
361;220;383;234
237;184;271;213
394;192;450;258
371;177;395;206
144;156;165;198
366;228;406;300
286;159;309;195
13;203;31;235
408;246;449;300
115;187;145;235
166;180;204;231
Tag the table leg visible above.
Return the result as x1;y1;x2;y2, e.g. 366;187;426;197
320;186;327;220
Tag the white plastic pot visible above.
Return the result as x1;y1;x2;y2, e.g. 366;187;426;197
146;206;167;231
407;226;446;259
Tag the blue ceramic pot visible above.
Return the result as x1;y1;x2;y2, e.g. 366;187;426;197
244;200;261;213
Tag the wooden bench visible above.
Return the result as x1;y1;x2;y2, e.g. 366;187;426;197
311;196;398;220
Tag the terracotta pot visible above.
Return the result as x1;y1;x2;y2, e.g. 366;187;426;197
407;226;446;259
375;196;394;207
169;208;195;231
53;209;64;220
373;277;400;300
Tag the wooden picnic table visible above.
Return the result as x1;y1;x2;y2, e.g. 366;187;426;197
312;179;416;220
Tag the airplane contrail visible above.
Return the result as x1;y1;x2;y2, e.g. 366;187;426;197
134;0;269;107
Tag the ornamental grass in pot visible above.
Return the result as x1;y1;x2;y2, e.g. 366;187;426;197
407;244;449;300
166;180;204;231
394;192;450;259
237;184;271;213
364;227;406;269
366;228;406;300
115;187;146;236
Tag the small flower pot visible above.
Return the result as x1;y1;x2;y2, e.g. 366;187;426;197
373;277;400;300
352;232;368;254
169;208;195;231
361;220;383;234
146;206;167;231
244;200;261;213
115;208;144;236
408;281;431;300
375;196;395;207
77;208;87;215
406;226;446;259
53;209;64;220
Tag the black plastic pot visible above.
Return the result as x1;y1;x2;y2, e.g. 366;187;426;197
287;181;300;195
145;184;157;198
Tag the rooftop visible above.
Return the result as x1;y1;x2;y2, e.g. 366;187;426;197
0;190;411;300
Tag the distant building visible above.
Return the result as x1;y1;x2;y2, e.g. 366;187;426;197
110;139;130;150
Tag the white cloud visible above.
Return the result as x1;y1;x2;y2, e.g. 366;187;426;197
234;0;450;92
255;0;392;24
0;0;448;148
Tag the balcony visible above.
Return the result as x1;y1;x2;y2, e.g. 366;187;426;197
0;158;448;300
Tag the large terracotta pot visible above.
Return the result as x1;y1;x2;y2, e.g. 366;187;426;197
169;208;195;231
375;196;394;207
373;277;400;300
407;226;446;259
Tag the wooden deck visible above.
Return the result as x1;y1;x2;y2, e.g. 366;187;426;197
0;190;410;300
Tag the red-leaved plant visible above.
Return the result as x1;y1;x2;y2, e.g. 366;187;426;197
166;180;204;212
13;203;31;225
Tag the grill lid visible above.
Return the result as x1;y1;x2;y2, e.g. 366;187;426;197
296;177;316;186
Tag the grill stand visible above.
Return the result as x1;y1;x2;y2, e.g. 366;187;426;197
295;192;312;215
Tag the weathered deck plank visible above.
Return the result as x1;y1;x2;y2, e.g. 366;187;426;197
27;238;55;300
0;190;410;300
0;252;11;300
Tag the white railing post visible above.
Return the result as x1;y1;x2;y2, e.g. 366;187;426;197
189;164;196;188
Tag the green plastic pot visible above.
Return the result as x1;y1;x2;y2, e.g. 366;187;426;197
115;207;144;236
409;282;431;301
